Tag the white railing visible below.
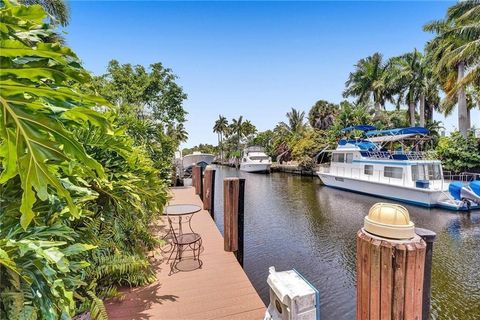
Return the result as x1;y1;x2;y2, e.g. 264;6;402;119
443;171;480;182
363;150;438;161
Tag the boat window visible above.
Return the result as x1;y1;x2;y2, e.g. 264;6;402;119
333;153;345;163
411;165;424;181
346;153;353;163
384;166;403;179
364;165;373;175
428;164;442;180
250;156;269;161
412;164;442;181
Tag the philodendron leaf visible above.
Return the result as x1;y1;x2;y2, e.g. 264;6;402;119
63;243;96;256
0;3;112;229
0;247;18;273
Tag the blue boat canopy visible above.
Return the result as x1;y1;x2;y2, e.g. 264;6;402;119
338;139;378;150
341;125;376;133
365;127;429;137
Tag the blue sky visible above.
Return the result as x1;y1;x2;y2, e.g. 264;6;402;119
65;1;478;147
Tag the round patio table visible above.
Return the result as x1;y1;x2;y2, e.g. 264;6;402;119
161;204;202;252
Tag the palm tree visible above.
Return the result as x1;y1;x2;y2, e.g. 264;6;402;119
280;108;305;135
390;49;424;126
343;53;396;118
230;116;244;154
20;0;70;26
241;120;257;143
213;115;228;161
424;0;480;137
167;123;188;146
308;100;338;129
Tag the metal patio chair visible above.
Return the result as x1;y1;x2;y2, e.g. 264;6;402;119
167;216;203;275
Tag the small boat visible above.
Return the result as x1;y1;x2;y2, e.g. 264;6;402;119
240;146;272;173
317;126;480;211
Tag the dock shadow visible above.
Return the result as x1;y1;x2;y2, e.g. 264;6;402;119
106;283;179;320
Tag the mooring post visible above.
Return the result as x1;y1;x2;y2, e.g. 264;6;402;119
415;227;437;320
356;203;426;320
191;165;197;190
203;167;216;219
223;177;245;266
199;166;204;201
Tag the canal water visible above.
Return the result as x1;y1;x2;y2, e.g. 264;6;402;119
211;166;480;320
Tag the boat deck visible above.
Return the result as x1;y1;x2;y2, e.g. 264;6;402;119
105;186;265;320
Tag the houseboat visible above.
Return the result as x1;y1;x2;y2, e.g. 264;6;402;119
240;146;272;173
317;126;480;211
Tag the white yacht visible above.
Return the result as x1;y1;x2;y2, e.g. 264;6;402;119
240;146;272;173
317;126;480;211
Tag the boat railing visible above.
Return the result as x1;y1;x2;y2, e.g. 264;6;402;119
361;150;438;161
443;171;480;182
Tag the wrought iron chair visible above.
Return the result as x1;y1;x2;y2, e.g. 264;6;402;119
167;216;202;275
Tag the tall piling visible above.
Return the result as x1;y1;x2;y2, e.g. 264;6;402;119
203;167;216;219
223;177;245;266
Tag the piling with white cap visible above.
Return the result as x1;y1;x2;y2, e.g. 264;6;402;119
356;203;426;320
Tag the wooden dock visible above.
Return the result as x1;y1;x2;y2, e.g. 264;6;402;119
105;186;265;320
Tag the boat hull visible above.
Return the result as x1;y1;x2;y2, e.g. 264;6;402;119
240;163;271;173
317;173;476;211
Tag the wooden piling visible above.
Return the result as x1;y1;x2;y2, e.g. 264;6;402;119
223;177;245;266
203;168;216;218
356;229;426;320
192;165;202;196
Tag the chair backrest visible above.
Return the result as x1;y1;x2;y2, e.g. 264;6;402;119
167;215;180;243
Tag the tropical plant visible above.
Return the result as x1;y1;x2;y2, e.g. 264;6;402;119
251;130;275;157
389;49;425;126
90;60;187;179
20;0;70;26
0;3;172;319
230;116;244;153
344;52;396;118
241;120;257;143
279;108;306;136
308;100;338;129
332;100;373;131
0;2;107;318
436;131;480;172
424;0;480;137
213;115;228;161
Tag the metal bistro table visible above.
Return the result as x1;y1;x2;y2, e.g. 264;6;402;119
163;204;203;274
161;204;202;252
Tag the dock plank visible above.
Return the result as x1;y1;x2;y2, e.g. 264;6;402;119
106;186;265;319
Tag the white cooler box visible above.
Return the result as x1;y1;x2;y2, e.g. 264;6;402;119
264;267;320;320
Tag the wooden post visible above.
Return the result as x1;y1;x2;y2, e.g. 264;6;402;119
191;165;197;190
199;166;204;201
223;177;245;266
203;168;216;219
415;228;436;320
356;229;426;320
192;166;201;196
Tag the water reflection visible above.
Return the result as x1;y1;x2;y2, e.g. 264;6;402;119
211;166;480;320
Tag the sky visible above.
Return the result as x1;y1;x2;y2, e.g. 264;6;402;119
65;1;479;148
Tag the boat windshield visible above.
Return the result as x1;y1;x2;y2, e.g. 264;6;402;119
411;163;442;181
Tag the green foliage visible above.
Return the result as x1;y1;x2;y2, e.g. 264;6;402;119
436;131;480;172
89;60;188;179
182;143;217;156
0;2;173;319
251;130;275;157
292;128;336;167
308;100;338;129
